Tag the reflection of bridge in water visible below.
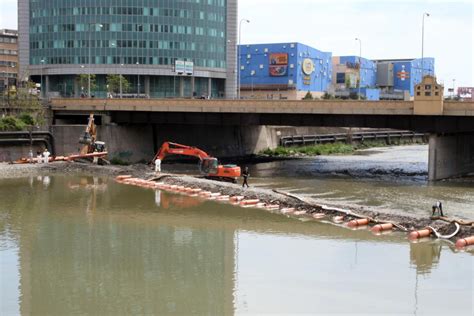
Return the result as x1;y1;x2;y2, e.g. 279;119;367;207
12;177;458;314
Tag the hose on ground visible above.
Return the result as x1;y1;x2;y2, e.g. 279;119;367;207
428;223;461;239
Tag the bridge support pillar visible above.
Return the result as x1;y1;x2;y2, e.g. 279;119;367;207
428;133;474;180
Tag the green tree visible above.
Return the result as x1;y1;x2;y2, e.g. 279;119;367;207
106;74;130;95
75;74;96;96
322;92;335;100
302;91;314;100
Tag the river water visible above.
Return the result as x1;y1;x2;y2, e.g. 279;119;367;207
1;145;473;315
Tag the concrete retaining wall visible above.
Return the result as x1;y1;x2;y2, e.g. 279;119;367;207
0;144;45;162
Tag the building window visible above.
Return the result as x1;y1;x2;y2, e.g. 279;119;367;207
425;91;431;96
435;92;439;96
425;85;431;90
417;92;421;96
336;73;345;84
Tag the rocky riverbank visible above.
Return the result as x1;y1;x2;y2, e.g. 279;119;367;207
1;161;472;245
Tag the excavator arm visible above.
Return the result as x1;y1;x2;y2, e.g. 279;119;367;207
153;142;210;162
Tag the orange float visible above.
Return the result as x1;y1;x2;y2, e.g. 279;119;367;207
265;204;280;210
293;210;306;216
116;175;132;181
312;213;325;219
371;223;394;233
347;218;370;228
240;199;260;206
230;196;244;202
408;229;432;240
455;236;474;248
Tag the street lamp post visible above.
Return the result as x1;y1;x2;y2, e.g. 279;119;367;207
120;63;124;98
237;19;250;100
355;38;362;100
40;59;45;98
88;23;103;97
136;61;140;98
421;12;430;77
452;79;456;98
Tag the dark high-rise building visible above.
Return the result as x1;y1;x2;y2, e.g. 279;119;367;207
18;0;237;98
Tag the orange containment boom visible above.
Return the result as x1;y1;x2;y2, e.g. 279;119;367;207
409;229;432;240
455;236;474;249
371;223;394;233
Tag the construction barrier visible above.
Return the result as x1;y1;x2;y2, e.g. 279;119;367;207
371;223;394;233
347;218;370;228
455;236;474;248
409;229;432;240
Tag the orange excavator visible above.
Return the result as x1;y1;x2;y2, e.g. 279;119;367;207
153;142;241;182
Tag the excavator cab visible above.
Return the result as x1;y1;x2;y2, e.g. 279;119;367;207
200;157;219;175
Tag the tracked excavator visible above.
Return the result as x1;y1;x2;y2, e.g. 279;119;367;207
153;142;241;182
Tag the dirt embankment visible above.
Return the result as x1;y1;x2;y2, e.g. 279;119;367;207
1;162;472;243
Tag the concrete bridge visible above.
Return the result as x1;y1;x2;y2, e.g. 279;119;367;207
50;97;474;181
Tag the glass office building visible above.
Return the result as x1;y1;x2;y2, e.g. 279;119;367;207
19;0;237;98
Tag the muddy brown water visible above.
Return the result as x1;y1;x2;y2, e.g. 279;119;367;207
0;172;472;315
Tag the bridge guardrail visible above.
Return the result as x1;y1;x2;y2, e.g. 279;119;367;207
280;131;427;147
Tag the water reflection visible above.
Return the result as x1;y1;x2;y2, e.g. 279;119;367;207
0;176;472;315
410;241;442;275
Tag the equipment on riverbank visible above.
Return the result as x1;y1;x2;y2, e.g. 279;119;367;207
77;114;108;164
152;142;241;182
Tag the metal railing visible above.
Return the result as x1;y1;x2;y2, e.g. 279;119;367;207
280;131;427;147
0;131;55;154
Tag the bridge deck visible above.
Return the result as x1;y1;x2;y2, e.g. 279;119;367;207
50;98;474;116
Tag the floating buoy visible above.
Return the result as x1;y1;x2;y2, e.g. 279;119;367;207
240;199;260;206
216;195;230;201
371;223;394;233
116;175;132;181
210;193;221;197
333;216;344;223
230;196;244;202
265;204;280;210
280;207;295;214
455;236;474;248
347;218;370;228
409;229;432;240
255;203;266;208
293;210;307;216
199;191;212;197
312;213;325;219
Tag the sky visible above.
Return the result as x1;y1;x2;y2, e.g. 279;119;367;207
1;0;472;88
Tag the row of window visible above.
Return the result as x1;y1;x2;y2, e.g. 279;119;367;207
0;61;17;67
0;49;18;55
1;73;17;78
30;39;225;53
31;56;225;68
30;23;225;38
31;7;224;21
0;37;17;44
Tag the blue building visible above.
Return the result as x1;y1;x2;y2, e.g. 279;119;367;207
380;58;435;97
238;43;332;99
332;56;435;100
